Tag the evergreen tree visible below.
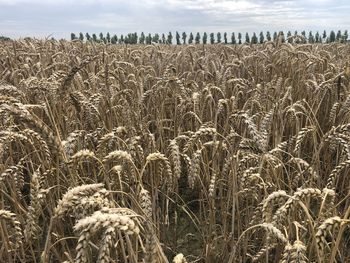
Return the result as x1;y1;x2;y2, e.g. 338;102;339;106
259;31;264;44
124;35;129;44
343;30;348;42
279;31;285;43
323;30;327;42
251;32;258;44
301;31;306;43
92;33;97;42
195;32;200;44
162;33;166;44
145;33;151;44
99;32;104;42
106;32;111;43
238;32;242;44
70;33;77;41
203;32;208;44
134;33;138;44
210;33;215;44
111;35;118;44
224;32;228;44
182;32;187;44
119;35;124;44
245;32;250;43
152;33;160;43
231;32;236;44
139;32;145;44
176;31;181;45
330;30;336;42
125;34;131;44
308;31;315;43
85;33;91;41
315;31;320;43
188;32;194;44
217;32;221;43
166;32;173;44
79;32;84;41
273;32;278;41
336;30;342;42
266;31;271;41
294;31;300;44
287;31;292;43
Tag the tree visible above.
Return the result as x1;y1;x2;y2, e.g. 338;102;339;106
176;31;181;45
98;32;107;43
92;34;97;42
133;33;138;44
106;32;111;43
343;30;348;42
70;33;77;41
287;31;292;43
139;32;145;44
111;34;118;44
231;32;236;44
238;33;242;44
330;30;336;42
301;31;306;43
152;33;160;43
0;35;11;41
336;30;342;42
278;31;285;43
294;31;301;44
308;31;315;43
224;32;228;44
217;32;221;43
162;33;166;44
210;33;215;44
145;33;151;44
195;32;200;44
124;35;130;44
251;32;258;44
111;35;118;44
315;31;320;43
129;34;134;44
188;32;194;44
203;32;208;44
245;32;250;44
119;35;124;44
259;31;264;44
85;33;91;41
166;32;173;44
266;31;271;41
182;32;187;44
273;32;278;41
323;30;327;42
79;32;84;41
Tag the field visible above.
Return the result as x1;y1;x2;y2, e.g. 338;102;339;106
0;39;350;263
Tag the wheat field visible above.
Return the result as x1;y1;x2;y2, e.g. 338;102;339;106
0;39;349;263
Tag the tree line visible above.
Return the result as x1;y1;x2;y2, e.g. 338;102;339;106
71;30;349;45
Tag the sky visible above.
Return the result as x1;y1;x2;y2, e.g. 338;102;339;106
0;0;349;39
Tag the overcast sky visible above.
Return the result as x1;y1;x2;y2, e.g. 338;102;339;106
0;0;349;39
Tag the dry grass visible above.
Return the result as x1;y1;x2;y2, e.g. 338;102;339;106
0;38;350;262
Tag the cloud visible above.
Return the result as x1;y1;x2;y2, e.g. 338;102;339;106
0;0;349;39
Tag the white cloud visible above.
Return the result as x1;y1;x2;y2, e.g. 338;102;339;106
0;0;349;38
